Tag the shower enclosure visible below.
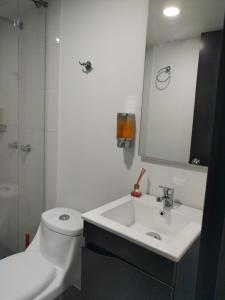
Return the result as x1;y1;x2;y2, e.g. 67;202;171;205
0;0;46;257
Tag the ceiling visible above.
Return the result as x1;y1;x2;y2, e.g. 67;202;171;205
147;0;225;45
0;0;224;42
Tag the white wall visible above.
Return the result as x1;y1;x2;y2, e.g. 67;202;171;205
57;0;149;212
45;0;207;219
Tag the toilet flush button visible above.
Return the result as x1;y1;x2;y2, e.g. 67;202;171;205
59;214;70;221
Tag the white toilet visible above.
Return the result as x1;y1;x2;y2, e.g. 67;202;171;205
0;207;83;300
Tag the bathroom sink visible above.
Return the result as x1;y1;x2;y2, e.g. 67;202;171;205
82;195;202;261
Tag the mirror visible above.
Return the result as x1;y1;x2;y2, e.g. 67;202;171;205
139;0;225;167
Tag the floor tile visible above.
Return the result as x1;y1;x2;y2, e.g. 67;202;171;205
0;241;14;259
55;286;81;300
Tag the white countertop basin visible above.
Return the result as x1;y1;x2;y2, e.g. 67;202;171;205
82;194;202;262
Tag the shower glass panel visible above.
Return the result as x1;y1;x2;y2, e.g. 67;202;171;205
0;0;46;257
0;0;20;258
18;0;46;252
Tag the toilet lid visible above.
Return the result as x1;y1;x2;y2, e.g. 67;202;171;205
0;251;56;300
42;207;83;236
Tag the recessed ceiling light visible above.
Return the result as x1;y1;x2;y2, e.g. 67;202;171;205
163;6;180;17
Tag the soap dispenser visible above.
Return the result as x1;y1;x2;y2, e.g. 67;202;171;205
117;113;135;148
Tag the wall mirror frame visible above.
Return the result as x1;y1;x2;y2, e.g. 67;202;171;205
139;0;225;168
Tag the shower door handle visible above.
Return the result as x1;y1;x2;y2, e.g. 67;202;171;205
20;144;32;153
8;142;19;149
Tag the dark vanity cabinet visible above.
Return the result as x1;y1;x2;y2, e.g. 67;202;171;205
81;222;200;300
190;30;222;166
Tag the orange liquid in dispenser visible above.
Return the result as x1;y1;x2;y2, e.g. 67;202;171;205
123;116;134;138
117;117;125;138
117;114;134;139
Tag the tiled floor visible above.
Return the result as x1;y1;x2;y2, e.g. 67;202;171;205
55;286;81;300
0;241;14;260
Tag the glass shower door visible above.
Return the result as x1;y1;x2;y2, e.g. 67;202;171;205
17;0;46;250
0;0;46;256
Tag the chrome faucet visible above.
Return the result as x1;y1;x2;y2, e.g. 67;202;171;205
157;186;174;215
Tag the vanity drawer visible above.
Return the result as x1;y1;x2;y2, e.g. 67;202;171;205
82;247;174;300
83;222;176;285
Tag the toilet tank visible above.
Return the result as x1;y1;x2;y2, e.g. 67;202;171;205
28;208;83;270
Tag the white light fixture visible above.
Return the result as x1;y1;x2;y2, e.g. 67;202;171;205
163;6;180;17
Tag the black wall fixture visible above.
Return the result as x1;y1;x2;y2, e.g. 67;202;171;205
190;30;222;167
195;19;225;300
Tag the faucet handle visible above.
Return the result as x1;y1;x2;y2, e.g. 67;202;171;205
159;186;174;198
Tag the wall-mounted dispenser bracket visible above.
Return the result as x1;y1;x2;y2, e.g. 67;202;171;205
117;113;135;149
117;137;133;148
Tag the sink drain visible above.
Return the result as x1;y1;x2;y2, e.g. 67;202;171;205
146;232;162;240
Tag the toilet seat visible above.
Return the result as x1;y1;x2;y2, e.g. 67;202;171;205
0;251;56;300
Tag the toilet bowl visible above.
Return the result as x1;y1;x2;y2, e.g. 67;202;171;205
0;207;83;300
